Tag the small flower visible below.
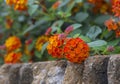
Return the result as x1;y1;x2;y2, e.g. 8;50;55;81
64;26;74;34
35;36;49;51
64;38;90;63
0;45;6;50
52;1;61;10
6;0;14;5
45;27;52;36
14;3;27;11
105;18;118;31
5;36;21;52
107;46;114;52
58;33;67;40
25;38;32;45
4;52;22;64
6;0;28;11
47;34;65;58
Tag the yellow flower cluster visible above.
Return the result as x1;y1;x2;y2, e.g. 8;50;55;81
6;0;28;11
4;36;22;63
4;52;22;64
5;36;21;52
35;36;49;51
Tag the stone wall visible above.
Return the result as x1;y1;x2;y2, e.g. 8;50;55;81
0;55;120;84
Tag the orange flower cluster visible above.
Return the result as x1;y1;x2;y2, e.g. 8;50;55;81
5;36;22;52
5;16;13;29
6;0;28;11
105;19;120;37
88;0;111;14
112;0;120;17
35;36;49;51
4;36;22;63
105;19;118;31
47;34;90;63
47;35;65;58
64;38;90;63
115;29;120;37
4;52;22;64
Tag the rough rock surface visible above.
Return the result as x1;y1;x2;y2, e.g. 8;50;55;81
63;61;84;84
31;60;67;84
82;56;109;84
108;55;120;84
0;55;120;84
0;64;11;84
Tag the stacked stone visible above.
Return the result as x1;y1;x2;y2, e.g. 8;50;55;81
0;55;120;84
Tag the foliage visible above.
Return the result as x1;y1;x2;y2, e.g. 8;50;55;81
0;0;120;64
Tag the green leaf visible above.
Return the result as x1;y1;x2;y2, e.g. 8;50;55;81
66;0;75;12
75;0;83;3
28;40;35;51
51;20;64;32
75;12;89;22
113;47;120;53
94;15;111;24
41;42;48;55
28;5;39;16
21;55;30;62
68;29;81;37
48;56;57;61
35;42;48;59
73;33;80;38
71;23;82;30
86;26;102;40
108;39;120;46
23;17;47;35
28;0;34;5
59;0;70;8
0;57;3;65
79;35;91;43
35;51;42;59
88;40;107;47
28;0;39;16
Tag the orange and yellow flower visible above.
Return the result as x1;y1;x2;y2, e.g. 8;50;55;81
5;36;21;52
115;29;120;38
47;34;65;58
6;0;28;11
4;52;22;64
105;18;118;31
64;38;90;63
112;0;120;17
88;0;111;14
35;36;49;51
6;0;14;5
14;0;28;11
